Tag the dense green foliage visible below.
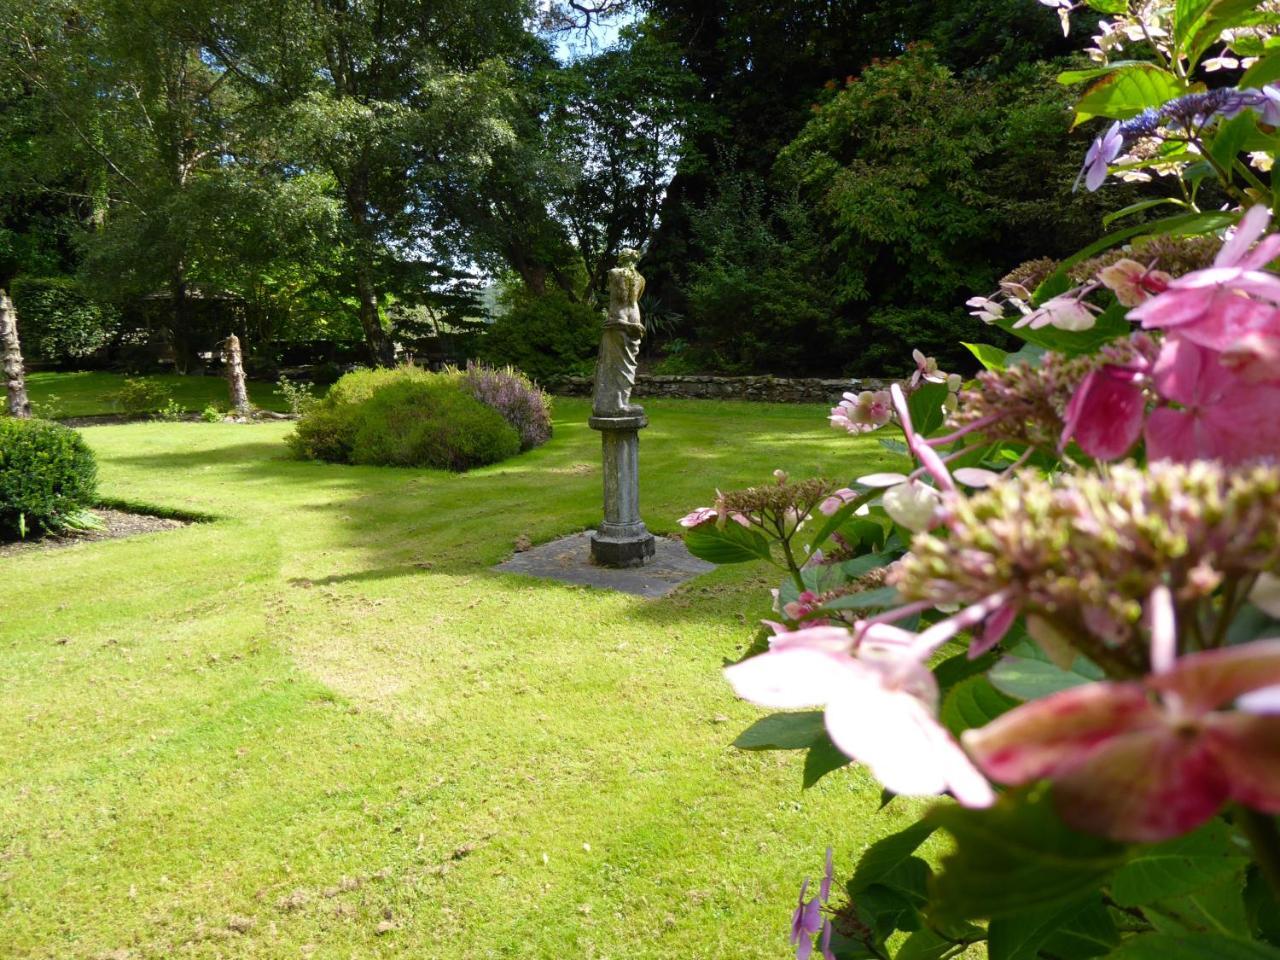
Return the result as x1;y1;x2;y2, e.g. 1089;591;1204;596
477;291;600;384
9;275;119;363
0;0;1114;379
288;366;524;470
0;418;97;539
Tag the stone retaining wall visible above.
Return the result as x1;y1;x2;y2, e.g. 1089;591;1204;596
549;374;894;405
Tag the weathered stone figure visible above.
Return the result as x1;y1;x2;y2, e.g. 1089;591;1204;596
224;334;250;417
592;248;645;416
588;249;655;568
1;290;31;419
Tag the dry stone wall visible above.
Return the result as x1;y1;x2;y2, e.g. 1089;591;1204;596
549;374;895;405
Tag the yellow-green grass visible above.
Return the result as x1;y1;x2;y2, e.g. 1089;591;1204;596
25;370;289;418
1;398;932;959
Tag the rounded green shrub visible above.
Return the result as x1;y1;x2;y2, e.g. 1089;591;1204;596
286;365;522;471
349;380;519;470
0;418;98;539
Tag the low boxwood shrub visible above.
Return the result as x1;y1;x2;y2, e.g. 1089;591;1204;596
349;380;519;470
115;377;172;417
0;418;98;539
286;365;524;471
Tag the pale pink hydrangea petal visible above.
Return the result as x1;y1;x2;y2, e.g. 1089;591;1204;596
1215;204;1272;268
882;481;941;532
824;666;993;806
1237;685;1280;714
952;467;1002;488
857;472;909;488
724;646;855;709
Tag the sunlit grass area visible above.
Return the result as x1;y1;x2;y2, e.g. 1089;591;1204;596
25;370;288;418
1;396;935;959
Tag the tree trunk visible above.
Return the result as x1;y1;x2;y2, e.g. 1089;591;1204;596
1;291;31;419
224;333;250;416
355;264;396;367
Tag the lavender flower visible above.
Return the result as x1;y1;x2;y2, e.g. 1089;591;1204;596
1077;84;1280;192
457;362;553;451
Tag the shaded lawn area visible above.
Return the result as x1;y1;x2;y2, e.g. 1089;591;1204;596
1;398;931;959
25;370;289;418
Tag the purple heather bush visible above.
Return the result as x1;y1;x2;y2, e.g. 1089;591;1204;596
457;362;553;452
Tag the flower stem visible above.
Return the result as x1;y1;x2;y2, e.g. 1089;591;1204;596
1240;807;1280;904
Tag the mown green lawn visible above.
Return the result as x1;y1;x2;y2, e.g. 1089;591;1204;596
1;395;933;959
25;370;288;418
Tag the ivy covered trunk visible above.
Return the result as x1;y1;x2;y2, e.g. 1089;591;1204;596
0;291;31;419
224;333;250;416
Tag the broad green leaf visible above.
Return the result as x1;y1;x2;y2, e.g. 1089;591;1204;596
1085;0;1128;11
1111;820;1251;907
1041;896;1121;959
878;438;909;455
821;586;900;612
851;820;938;893
1210;112;1258;177
802;734;851;788
906;381;949;438
807;487;882;554
839;550;900;581
933;648;1001;694
1057;210;1238;273
1103;197;1186;228
854;883;922;942
989;654;1103;701
1184;0;1267;68
988;895;1115;960
1175;0;1219;51
961;341;1008;371
1242;49;1280;88
683;520;773;565
1073;65;1186;127
733;711;825;750
893;928;955;960
1107;934;1280;959
939;675;1017;736
1146;867;1250;938
928;786;1125;921
1059;59;1159;85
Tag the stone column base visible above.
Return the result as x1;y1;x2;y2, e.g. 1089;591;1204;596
590;529;656;568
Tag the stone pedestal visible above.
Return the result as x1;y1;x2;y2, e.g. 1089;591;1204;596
588;413;656;568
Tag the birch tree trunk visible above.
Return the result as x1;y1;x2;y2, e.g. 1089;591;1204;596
1;291;32;419
224;333;250;417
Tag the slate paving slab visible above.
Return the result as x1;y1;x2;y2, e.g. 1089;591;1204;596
493;531;714;599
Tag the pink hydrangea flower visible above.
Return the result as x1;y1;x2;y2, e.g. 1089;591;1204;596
963;589;1280;842
1129;205;1280;368
679;507;719;528
1098;257;1172;307
1145;338;1280;464
1016;294;1097;331
830;390;892;434
910;349;947;388
724;626;995;806
1059;364;1147;460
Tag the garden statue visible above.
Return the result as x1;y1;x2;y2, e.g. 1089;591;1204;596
588;248;655;568
592;248;645;416
1;291;31;419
